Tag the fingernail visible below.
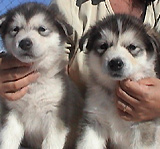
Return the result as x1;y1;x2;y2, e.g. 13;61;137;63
35;72;40;77
24;62;34;66
117;100;121;104
24;86;29;91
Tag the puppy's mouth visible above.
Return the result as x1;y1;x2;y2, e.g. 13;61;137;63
111;72;122;78
14;51;38;63
21;53;35;58
110;72;123;78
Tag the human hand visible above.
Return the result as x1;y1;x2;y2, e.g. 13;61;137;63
0;55;40;101
115;78;160;122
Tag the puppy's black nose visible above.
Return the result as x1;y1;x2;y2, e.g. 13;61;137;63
19;38;33;51
108;58;124;71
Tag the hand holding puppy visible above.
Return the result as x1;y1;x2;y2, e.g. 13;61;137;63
0;56;39;101
116;78;160;122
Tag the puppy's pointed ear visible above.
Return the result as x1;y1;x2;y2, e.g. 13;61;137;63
55;19;73;37
49;3;73;38
0;15;6;34
79;26;101;53
79;32;90;53
145;25;160;77
145;25;160;54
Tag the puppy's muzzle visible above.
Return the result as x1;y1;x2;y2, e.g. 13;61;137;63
19;38;33;51
108;58;124;71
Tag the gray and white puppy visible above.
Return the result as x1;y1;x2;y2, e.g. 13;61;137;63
0;2;83;149
77;14;160;149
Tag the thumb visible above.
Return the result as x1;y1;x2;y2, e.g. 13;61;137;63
137;77;158;86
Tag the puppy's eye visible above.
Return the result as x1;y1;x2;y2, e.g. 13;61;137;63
38;26;46;32
100;43;108;50
10;26;19;36
96;43;108;54
38;26;50;36
126;44;136;51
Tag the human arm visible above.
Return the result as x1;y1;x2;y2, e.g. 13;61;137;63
115;78;160;122
0;55;39;101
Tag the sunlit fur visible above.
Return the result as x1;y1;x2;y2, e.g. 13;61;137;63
0;2;83;149
77;14;160;149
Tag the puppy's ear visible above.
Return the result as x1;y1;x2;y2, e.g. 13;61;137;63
79;26;101;53
79;31;90;53
145;25;160;78
55;19;73;37
49;3;73;38
145;25;160;54
0;15;6;34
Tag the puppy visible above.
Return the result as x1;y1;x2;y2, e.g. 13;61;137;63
0;2;83;149
77;14;160;149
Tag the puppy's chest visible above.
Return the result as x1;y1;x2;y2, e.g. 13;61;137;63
6;77;64;117
87;85;131;128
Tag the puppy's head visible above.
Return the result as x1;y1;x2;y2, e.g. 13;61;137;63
0;2;72;64
80;14;160;81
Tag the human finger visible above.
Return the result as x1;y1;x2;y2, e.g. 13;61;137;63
116;85;140;106
116;98;134;116
0;56;31;70
137;77;159;86
0;72;40;101
3;72;40;93
117;109;132;121
0;67;35;82
3;86;29;101
119;79;148;100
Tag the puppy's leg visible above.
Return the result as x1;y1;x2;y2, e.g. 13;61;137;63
42;119;68;149
0;111;24;149
131;122;157;149
77;125;106;149
42;127;68;149
154;124;160;149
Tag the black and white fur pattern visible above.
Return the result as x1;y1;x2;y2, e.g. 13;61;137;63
77;14;160;149
0;2;83;149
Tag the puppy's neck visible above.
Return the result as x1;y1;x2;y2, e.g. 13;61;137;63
32;58;66;79
90;74;117;92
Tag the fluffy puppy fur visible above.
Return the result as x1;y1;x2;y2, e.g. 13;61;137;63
77;14;160;149
0;2;83;149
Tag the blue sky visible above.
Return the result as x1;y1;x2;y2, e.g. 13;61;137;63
0;0;52;51
0;0;52;15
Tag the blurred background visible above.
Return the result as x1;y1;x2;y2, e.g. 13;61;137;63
0;0;52;53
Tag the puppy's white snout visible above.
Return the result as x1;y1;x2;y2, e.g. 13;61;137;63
19;38;33;51
108;58;124;71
